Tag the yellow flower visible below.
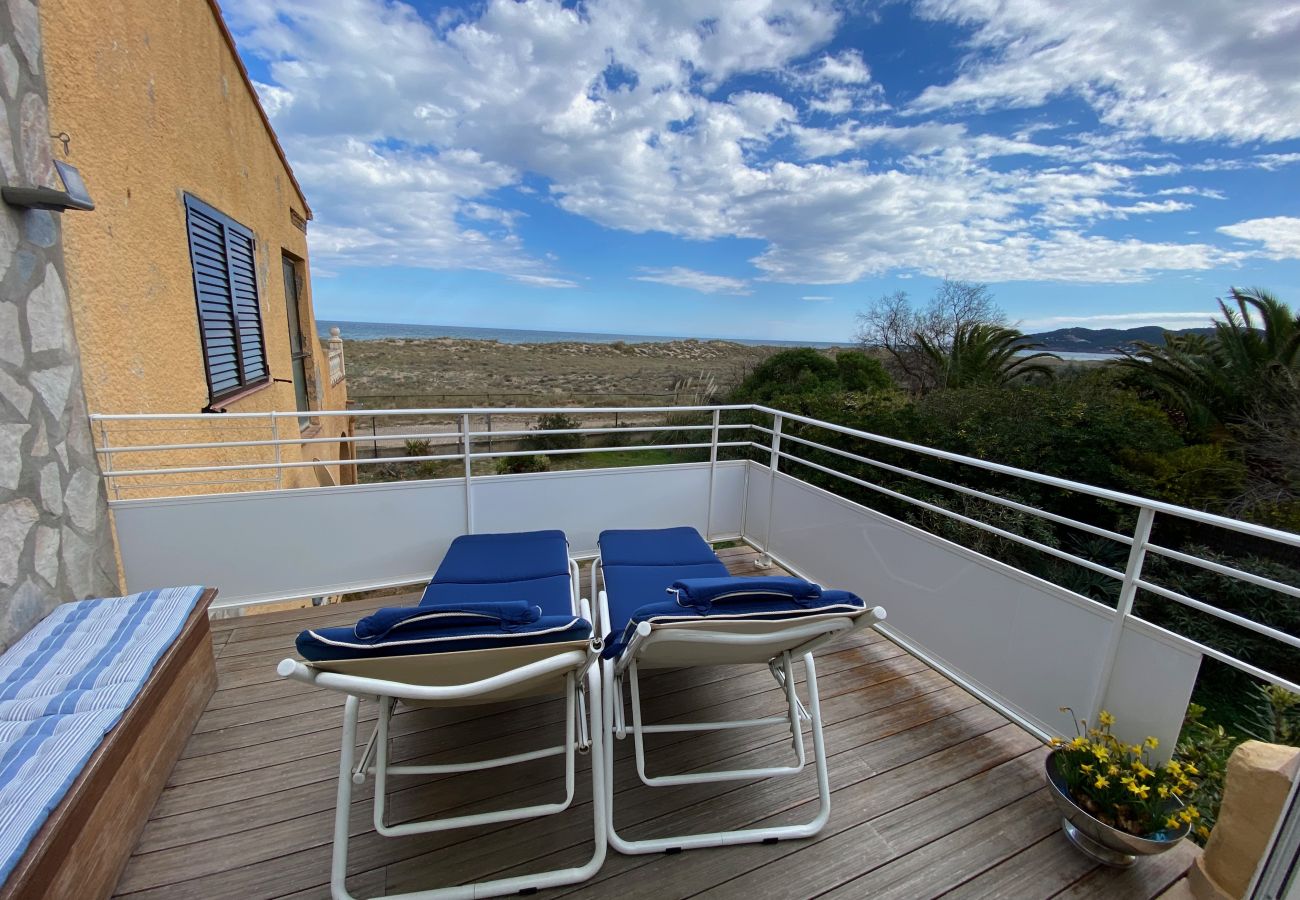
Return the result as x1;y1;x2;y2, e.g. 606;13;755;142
1172;786;1184;797
1167;761;1183;775
1098;710;1115;727
1050;737;1065;747
1094;776;1109;789
1196;825;1210;839
1120;775;1136;786
1093;747;1110;762
1069;736;1087;749
1158;785;1170;798
1165;815;1180;829
1108;765;1120;776
1187;807;1200;819
1080;763;1094;774
1180;810;1194;824
1185;764;1199;776
1145;736;1159;749
1134;763;1155;780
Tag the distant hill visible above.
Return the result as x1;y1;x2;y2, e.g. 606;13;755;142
1024;325;1217;354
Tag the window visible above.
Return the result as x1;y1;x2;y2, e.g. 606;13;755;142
184;195;269;403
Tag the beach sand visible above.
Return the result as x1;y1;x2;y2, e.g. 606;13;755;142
340;336;814;407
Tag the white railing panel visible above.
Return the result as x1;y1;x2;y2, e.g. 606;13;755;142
471;461;747;557
743;465;1201;751
111;461;748;609
112;478;468;609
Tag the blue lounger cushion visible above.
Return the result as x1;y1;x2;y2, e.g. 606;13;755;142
297;604;591;663
420;530;574;617
0;586;207;886
598;527;868;661
602;590;866;660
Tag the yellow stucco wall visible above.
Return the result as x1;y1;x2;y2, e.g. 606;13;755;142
41;0;350;496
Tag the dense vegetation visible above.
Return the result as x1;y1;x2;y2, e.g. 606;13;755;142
730;283;1300;839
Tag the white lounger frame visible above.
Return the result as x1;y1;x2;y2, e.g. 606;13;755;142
593;557;885;854
278;559;606;900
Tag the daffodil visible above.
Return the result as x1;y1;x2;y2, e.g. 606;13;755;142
1165;815;1180;829
1094;776;1109;789
1098;710;1115;727
1079;763;1094;774
1145;736;1159;749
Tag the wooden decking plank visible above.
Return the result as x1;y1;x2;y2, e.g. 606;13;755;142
940;832;1101;900
683;747;1048;900
1051;839;1199;899
384;697;1004;896
137;655;938;863
560;729;1044;900
820;789;1061;899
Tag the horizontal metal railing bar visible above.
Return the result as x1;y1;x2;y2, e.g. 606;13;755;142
463;423;748;440
469;441;747;461
104;440;752;479
95;421;751;455
104;451;465;479
1144;543;1300;601
775;449;1127;582
754;405;1300;549
96;431;459;454
1134;578;1300;651
89;404;751;421
774;429;1134;547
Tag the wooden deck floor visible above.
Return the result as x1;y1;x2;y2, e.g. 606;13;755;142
115;546;1197;899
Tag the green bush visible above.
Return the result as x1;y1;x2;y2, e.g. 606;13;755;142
835;351;893;392
495;454;552;475
529;413;582;452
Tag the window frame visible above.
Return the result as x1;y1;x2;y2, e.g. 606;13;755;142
183;194;271;405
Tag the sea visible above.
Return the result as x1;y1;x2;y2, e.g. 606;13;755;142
316;319;843;349
316;320;1117;360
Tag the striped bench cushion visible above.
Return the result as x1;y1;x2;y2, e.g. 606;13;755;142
0;586;206;885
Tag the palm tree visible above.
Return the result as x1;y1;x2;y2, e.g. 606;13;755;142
914;323;1059;393
1115;288;1300;435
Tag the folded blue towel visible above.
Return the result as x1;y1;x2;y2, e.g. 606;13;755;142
354;601;541;639
667;576;823;611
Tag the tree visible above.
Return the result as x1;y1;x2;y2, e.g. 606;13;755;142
1115;288;1299;435
915;323;1059;393
856;280;1004;391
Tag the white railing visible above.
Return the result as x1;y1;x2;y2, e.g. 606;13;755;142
89;403;1300;749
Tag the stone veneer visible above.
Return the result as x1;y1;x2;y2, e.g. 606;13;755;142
0;0;117;650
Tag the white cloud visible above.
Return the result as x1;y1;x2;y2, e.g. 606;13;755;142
1020;311;1224;331
634;267;752;295
1217;217;1300;259
509;274;580;289
225;0;1291;293
910;0;1300;143
802;295;833;301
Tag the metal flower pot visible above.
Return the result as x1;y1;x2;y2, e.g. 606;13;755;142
1044;749;1190;867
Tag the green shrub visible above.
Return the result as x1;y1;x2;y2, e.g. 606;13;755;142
529;413;583;452
495;454;552;475
835;351;892;393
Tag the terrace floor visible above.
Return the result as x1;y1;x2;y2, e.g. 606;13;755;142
114;545;1198;899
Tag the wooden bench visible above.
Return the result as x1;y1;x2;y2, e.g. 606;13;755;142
0;588;217;900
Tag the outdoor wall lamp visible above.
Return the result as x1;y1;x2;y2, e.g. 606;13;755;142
1;160;95;212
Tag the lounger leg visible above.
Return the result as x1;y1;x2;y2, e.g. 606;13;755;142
331;695;361;900
606;653;834;854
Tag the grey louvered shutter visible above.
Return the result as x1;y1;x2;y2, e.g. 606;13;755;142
184;195;269;402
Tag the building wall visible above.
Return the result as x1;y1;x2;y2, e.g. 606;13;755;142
40;0;349;495
0;0;120;651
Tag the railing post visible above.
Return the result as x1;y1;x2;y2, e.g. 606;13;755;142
461;413;474;534
98;419;119;501
758;413;783;567
1088;506;1156;724
705;408;720;539
271;414;283;490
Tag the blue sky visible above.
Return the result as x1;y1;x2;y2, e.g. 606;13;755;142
224;0;1300;342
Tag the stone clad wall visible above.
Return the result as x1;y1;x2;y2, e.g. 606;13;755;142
0;0;118;651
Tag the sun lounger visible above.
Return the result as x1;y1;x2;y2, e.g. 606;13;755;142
594;526;885;854
279;530;605;900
